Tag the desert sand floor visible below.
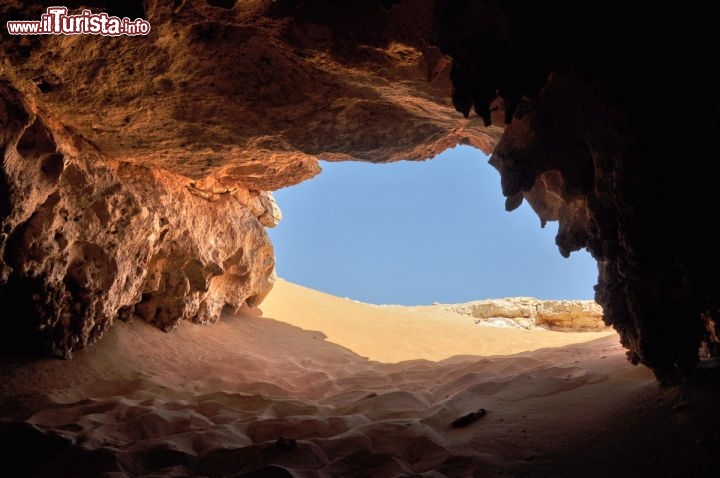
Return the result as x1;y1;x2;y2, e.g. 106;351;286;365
1;280;719;477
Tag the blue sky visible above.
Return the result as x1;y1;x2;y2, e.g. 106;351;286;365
268;146;597;305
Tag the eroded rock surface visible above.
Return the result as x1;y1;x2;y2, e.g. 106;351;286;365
0;84;274;356
433;1;720;381
0;0;499;356
1;0;498;183
447;298;605;332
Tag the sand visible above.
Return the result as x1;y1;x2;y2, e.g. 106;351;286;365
1;280;719;477
260;280;613;363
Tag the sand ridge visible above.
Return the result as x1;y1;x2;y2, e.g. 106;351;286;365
1;281;718;477
260;279;613;363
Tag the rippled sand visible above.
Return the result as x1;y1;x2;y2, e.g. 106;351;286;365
2;281;717;477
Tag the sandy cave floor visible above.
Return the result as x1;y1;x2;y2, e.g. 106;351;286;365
1;280;720;477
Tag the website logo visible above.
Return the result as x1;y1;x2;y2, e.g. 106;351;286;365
7;7;151;36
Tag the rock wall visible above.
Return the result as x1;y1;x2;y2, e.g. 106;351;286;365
1;0;719;381
1;0;499;181
433;0;720;382
447;297;606;332
0;0;499;357
0;83;275;356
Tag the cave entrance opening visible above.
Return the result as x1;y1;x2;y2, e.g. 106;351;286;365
268;146;597;306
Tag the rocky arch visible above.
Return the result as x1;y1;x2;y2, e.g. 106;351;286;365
1;0;719;382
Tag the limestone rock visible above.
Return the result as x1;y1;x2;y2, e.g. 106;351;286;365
0;85;273;356
433;0;720;381
0;0;502;356
1;0;500;188
448;298;606;332
535;300;606;332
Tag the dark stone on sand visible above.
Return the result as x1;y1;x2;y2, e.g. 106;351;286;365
451;408;487;428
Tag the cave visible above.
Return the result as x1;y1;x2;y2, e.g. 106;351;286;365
2;0;720;476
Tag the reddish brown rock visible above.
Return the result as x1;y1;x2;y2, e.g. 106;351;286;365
0;85;274;356
0;0;500;356
1;0;498;187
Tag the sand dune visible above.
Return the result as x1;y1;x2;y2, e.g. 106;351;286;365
1;281;719;477
260;280;613;363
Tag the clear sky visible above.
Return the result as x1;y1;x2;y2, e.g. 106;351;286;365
268;146;598;305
